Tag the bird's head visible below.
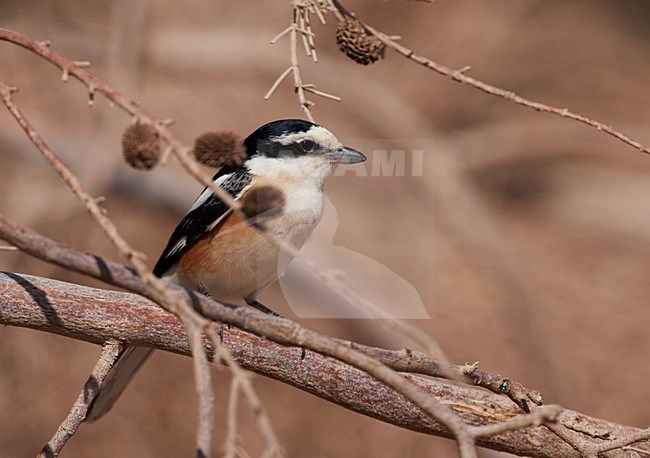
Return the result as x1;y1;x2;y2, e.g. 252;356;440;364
243;119;366;165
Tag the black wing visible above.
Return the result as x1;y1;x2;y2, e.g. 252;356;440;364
153;167;252;277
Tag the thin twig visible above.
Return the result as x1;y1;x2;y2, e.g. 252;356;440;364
264;2;341;120
224;378;241;458
330;0;650;156
302;85;341;101
298;8;312;58
188;323;214;458
303;9;318;62
37;340;123;458
341;344;543;413
471;405;561;438
264;66;292;100
206;328;285;458
270;26;292;45
309;0;328;25
591;428;650;455
544;420;650;458
289;5;315;122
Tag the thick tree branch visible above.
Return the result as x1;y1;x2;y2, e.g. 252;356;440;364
2;273;649;458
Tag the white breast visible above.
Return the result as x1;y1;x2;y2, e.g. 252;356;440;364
247;155;331;245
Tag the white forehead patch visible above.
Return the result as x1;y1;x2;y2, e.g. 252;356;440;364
274;125;342;151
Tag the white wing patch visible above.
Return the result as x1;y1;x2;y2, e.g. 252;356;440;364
166;236;187;257
207;209;233;231
188;174;232;213
203;181;252;230
188;188;213;212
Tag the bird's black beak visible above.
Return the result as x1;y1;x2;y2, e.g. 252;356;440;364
326;146;367;164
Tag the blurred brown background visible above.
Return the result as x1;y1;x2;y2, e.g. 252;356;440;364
1;1;649;456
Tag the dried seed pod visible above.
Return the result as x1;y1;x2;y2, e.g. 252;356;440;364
241;185;285;223
121;123;161;170
335;18;386;65
192;131;247;168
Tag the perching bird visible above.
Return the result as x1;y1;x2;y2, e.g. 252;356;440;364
87;119;366;420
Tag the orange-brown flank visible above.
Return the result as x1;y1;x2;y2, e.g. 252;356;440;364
175;211;284;300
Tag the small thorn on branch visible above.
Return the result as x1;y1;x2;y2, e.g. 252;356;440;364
94;196;108;215
303;85;342;101
295;27;315;38
158;118;175;127
126;250;148;262
264;67;293;100
270;26;292;45
72;60;91;68
311;3;327;24
161;145;173;165
87;86;96;107
452;65;471;78
461;361;480;373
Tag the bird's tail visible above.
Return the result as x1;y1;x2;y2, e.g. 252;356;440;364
86;346;154;421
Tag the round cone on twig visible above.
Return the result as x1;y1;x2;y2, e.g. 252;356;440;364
336;18;386;65
121;123;161;170
192;131;247;168
241;186;285;224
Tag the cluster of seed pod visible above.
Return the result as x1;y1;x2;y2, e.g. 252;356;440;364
121;124;246;171
335;18;385;65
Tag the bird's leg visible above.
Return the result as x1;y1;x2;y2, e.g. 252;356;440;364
200;283;226;342
246;298;307;360
198;283;211;297
245;298;283;317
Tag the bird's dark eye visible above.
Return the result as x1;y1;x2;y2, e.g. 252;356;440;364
299;139;316;153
